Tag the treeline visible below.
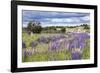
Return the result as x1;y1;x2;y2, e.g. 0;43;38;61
23;21;90;34
80;24;90;29
25;21;66;34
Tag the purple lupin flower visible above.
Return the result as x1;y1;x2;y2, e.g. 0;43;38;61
37;36;48;43
71;52;82;60
63;39;69;49
23;50;32;56
30;41;38;48
79;41;85;49
72;32;90;40
49;41;61;52
68;40;76;51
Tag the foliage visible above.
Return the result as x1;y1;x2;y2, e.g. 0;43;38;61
81;24;90;29
61;27;66;33
27;20;42;34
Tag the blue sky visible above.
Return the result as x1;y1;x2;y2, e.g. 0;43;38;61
22;10;90;27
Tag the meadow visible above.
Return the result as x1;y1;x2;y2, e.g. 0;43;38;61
22;26;90;62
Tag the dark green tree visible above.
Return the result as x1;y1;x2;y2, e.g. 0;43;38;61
82;24;90;29
27;21;33;35
61;27;66;33
27;20;42;34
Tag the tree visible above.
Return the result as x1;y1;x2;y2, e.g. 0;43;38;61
27;20;42;34
82;24;90;29
61;27;66;33
27;21;33;35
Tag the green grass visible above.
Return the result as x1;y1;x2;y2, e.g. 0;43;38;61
82;39;90;59
22;32;90;62
22;50;72;62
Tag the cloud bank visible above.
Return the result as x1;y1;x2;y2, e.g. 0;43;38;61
22;10;90;27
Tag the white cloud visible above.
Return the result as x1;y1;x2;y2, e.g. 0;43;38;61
69;17;81;22
81;15;90;21
51;18;67;22
49;18;81;23
22;22;28;27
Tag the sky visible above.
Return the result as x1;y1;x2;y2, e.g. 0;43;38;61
22;10;90;27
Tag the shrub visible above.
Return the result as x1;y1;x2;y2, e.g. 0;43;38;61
61;27;66;33
27;20;42;34
81;24;90;29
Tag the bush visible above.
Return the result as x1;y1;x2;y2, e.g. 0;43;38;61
61;27;66;33
32;26;42;33
27;21;42;33
81;24;90;29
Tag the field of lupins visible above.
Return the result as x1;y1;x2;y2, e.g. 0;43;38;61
22;31;90;62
